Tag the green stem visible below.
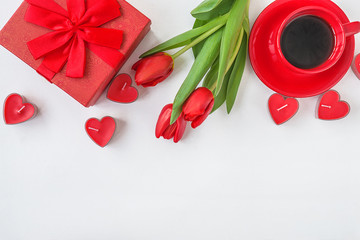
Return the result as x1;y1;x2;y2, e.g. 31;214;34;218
172;17;227;59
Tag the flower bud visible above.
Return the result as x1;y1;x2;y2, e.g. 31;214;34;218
132;52;174;87
182;87;214;128
155;104;186;143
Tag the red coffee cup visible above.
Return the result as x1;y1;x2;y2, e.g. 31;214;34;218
276;6;360;74
249;0;360;98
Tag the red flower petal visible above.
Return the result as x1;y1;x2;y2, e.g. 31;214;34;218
191;99;214;128
173;114;186;143
155;104;173;139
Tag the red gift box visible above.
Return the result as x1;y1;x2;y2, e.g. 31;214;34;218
0;0;150;107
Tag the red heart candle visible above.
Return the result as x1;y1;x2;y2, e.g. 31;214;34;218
352;53;360;80
107;74;138;103
3;93;36;124
85;116;116;147
318;90;350;120
268;93;299;125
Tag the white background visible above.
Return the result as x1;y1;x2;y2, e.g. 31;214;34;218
1;0;360;239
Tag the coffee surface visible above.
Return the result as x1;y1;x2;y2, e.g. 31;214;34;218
280;15;334;69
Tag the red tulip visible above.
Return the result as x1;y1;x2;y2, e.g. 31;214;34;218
155;104;186;143
132;52;174;87
182;87;214;129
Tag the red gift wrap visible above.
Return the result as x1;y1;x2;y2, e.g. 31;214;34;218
0;0;151;107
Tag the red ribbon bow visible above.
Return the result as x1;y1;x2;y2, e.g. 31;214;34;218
25;0;124;80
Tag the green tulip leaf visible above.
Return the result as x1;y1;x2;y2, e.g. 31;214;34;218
170;28;223;124
212;64;233;112
226;30;248;113
243;9;250;36
191;0;235;21
140;14;228;58
215;0;248;95
202;58;219;88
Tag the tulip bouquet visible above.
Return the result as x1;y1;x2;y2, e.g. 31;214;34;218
133;0;250;142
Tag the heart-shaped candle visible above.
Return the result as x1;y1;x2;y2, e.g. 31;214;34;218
352;53;360;80
318;90;350;120
107;74;138;103
85;116;116;147
268;93;299;125
3;93;36;124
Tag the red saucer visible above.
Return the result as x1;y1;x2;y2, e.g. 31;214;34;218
249;0;355;98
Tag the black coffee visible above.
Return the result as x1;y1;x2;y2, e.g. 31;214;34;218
280;15;334;69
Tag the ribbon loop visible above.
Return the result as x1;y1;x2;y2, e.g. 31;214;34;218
27;30;74;59
80;0;121;27
26;0;68;17
79;27;123;49
25;5;70;30
67;0;85;22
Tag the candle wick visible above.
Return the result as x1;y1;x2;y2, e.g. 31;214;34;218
321;104;332;109
17;105;26;113
122;82;127;91
88;127;99;132
277;104;288;111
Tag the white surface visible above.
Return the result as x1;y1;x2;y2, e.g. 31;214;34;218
1;0;360;239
